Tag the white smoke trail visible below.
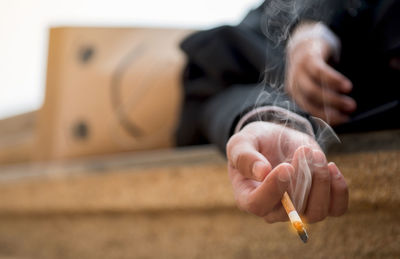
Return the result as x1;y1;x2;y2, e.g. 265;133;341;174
259;0;340;210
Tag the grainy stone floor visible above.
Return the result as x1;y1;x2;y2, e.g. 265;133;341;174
0;130;398;259
0;209;398;259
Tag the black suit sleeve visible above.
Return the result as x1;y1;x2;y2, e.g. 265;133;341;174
175;22;314;153
175;0;400;153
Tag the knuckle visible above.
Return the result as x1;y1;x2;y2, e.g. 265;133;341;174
302;83;315;99
315;63;326;77
314;169;331;184
326;70;342;85
245;198;265;217
298;144;313;153
302;88;314;100
226;134;243;150
307;210;327;223
302;84;320;102
310;61;322;76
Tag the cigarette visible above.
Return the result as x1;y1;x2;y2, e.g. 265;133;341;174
281;192;309;243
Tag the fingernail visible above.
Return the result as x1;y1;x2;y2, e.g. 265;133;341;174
312;150;326;167
331;162;342;179
252;161;266;180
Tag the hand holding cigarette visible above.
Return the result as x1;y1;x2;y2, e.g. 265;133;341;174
226;121;348;228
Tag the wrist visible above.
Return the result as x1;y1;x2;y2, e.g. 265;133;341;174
288;21;341;61
235;106;315;138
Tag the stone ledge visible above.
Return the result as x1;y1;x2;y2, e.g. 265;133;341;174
0;130;398;258
0;142;398;214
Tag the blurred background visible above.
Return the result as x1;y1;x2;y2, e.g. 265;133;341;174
0;0;262;119
0;1;399;258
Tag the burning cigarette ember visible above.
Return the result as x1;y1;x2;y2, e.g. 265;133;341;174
281;192;309;243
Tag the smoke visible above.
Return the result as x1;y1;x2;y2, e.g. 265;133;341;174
263;0;301;48
261;0;328;89
257;0;340;210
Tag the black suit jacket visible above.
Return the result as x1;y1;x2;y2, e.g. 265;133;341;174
176;0;400;153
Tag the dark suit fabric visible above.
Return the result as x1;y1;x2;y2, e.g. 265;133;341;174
176;0;400;152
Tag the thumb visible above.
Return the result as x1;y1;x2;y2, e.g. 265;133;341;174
245;163;294;217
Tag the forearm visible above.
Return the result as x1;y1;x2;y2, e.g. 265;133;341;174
234;106;315;137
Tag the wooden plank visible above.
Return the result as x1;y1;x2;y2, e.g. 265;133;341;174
0;111;36;137
35;27;192;161
0;111;36;164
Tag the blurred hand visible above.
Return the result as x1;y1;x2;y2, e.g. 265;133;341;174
226;121;348;223
285;22;356;126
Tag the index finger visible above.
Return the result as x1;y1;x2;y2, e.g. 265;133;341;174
307;60;352;93
226;132;272;181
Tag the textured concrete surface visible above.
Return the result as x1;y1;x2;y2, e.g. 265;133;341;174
0;210;398;259
0;131;399;258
